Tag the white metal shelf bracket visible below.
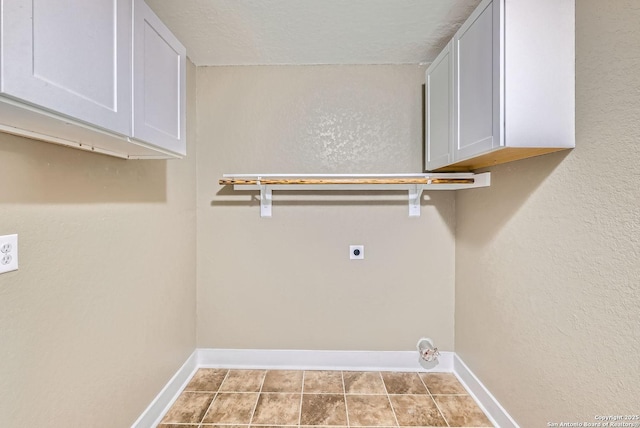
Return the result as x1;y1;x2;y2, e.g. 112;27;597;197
219;173;491;218
259;183;272;218
408;185;424;217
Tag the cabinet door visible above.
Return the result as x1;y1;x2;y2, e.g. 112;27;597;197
425;41;454;171
0;0;132;136
132;0;186;156
454;0;501;161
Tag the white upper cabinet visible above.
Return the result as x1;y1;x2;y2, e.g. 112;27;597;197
0;0;186;159
425;0;575;171
132;0;186;156
425;41;453;171
0;0;132;136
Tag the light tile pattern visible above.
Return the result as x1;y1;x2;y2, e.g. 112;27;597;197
159;369;494;427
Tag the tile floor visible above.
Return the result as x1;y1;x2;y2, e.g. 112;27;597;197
158;369;494;428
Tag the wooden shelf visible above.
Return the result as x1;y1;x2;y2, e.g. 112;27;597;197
219;173;491;217
219;177;476;186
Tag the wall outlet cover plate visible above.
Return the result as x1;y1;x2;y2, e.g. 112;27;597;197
0;234;18;274
350;245;364;260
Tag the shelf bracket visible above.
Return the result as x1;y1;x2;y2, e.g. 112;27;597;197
259;184;272;218
408;184;424;217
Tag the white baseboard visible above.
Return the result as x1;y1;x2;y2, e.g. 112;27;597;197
133;349;519;428
131;350;198;428
453;354;519;428
197;348;454;372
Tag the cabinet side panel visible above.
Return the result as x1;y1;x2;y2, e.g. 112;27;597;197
505;0;575;148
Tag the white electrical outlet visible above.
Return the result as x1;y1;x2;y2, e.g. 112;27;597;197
0;234;18;274
350;245;364;260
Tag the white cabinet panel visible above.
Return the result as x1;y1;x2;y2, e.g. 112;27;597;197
504;0;575;148
132;0;186;156
454;0;500;161
0;0;132;135
426;41;453;171
424;0;574;171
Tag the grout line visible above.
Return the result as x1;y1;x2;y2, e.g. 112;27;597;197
386;392;468;396
248;425;297;427
352;392;407;395
379;371;400;427
417;373;450;427
198;396;218;427
199;425;297;427
247;370;267;426
298;371;305;426
198;369;230;427
189;391;436;396
431;393;470;396
341;371;350;428
166;424;211;427
162;423;210;427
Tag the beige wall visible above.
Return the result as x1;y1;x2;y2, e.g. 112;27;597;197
0;63;197;427
455;0;640;425
197;65;456;351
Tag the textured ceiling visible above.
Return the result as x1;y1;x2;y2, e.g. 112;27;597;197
144;0;481;66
